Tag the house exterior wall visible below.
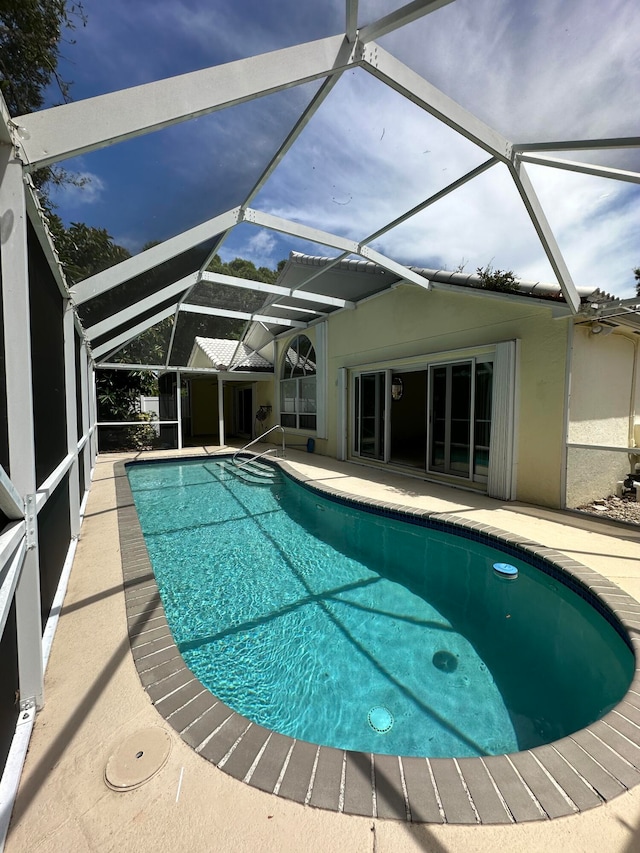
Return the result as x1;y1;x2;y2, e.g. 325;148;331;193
566;326;639;507
188;345;215;370
276;284;570;508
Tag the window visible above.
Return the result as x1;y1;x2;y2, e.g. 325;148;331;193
280;335;316;430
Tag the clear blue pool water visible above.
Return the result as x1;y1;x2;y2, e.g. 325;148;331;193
127;458;634;758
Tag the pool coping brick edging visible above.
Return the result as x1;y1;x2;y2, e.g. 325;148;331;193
114;456;640;826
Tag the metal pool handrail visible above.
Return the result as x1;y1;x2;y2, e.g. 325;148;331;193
232;424;285;470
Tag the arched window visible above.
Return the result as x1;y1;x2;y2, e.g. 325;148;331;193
280;335;316;430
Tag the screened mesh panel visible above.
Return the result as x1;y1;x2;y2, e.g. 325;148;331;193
251;69;487;241
169;314;249;367
377;2;640;143
38;473;71;627
50;82;323;263
187;281;268;313
0;247;8;476
0;599;19;778
28;222;67;486
110;318;175;366
52;1;342;100
74;331;83;439
77;240;219;329
373;163;555;281
92;296;181;354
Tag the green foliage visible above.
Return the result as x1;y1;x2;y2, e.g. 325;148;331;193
0;0;86;116
476;263;519;293
48;215;131;283
0;1;88;209
634;267;640;297
206;253;279;284
96;369;159;451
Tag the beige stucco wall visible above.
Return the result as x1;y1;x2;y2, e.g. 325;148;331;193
188;345;213;370
566;326;639;506
277;285;570;508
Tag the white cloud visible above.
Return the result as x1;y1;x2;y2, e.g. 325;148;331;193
219;226;279;268
49;170;106;207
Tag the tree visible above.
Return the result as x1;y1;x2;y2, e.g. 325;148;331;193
0;0;85;116
634;267;640;297
0;1;87;208
48;215;131;283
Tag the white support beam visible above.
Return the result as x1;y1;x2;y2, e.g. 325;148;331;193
180;303;307;328
357;247;432;290
508;160;581;314
518;153;640;185
24;181;70;300
63;302;81;538
0;466;24;521
218;379;225;447
176;371;183;451
79;341;92;495
89;363;98;466
243;208;432;290
92;304;176;360
360;44;511;160
199;270;355;309
365;157;497;243
15;35;352;169
85;273;198;340
258;160;497;310
359;0;456;43
512;137;640;154
244;208;359;254
95;363;274;380
0;145;44;709
0;539;26;641
72;210;241;305
346;0;359;42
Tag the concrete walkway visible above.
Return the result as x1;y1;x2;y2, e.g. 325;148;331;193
6;448;640;853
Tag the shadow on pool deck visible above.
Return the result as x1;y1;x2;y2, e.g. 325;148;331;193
7;448;640;853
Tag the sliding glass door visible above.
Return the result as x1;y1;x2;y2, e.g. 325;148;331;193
428;359;492;482
353;358;494;485
354;372;385;460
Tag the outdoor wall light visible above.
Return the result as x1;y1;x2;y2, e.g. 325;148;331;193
391;376;404;401
590;322;615;336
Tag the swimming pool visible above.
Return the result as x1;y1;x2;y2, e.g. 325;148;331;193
126;457;633;761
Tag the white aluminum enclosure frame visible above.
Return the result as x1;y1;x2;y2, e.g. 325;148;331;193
0;3;639;839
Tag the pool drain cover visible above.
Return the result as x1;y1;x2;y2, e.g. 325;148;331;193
104;728;172;792
432;650;458;673
368;707;394;733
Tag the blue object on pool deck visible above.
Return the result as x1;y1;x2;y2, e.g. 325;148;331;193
368;707;394;733
306;437;315;453
493;562;518;579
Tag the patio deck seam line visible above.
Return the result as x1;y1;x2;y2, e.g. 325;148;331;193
217;721;254;769
453;758;480;823
243;731;273;784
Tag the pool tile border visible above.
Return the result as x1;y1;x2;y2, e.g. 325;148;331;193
114;457;640;825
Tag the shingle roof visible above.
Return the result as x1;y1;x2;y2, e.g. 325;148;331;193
192;337;273;371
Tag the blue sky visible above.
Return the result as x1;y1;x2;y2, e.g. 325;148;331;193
45;0;640;296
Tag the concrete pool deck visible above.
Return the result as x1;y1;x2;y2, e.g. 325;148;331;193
6;447;640;852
